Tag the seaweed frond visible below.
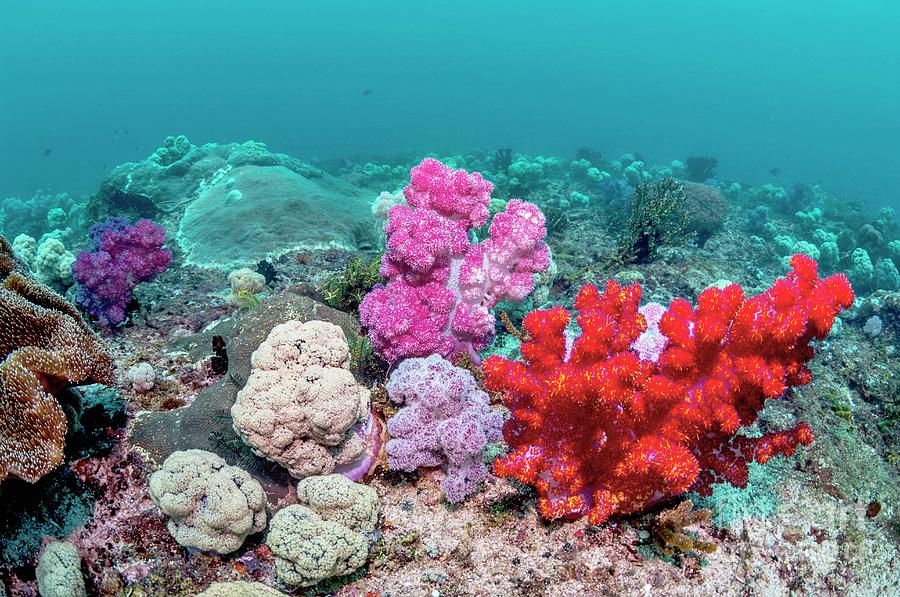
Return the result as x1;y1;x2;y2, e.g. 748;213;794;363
321;256;383;316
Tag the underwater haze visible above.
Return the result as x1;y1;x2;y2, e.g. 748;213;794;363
3;1;900;594
1;0;899;209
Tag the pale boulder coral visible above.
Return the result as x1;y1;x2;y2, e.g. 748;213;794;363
231;320;372;479
148;449;267;554
267;474;378;587
35;541;86;597
34;237;75;288
11;233;37;268
228;267;266;295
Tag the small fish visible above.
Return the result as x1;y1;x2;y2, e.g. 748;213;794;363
124;128;129;135
770;167;781;177
43;148;52;157
363;89;373;96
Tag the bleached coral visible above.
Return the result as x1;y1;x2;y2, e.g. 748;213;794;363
148;449;267;554
231;320;371;479
267;474;378;587
35;541;86;597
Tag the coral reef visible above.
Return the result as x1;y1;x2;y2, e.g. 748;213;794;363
385;355;504;503
267;474;379;587
684;156;718;182
231;320;375;480
96;136;323;214
483;255;853;523
73;218;172;326
359;158;550;363
679;180;727;246
148;449;267;554
0;236;114;482
129;292;365;500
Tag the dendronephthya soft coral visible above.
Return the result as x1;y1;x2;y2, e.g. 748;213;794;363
360;158;550;363
483;254;854;524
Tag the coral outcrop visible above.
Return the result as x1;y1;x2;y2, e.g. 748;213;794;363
130;292;367;501
385;355;503;502
267;474;378;587
96;136;323;214
148;449;267;554
483;255;854;523
0;236;114;482
231;320;375;480
177;164;374;269
360;158;550;363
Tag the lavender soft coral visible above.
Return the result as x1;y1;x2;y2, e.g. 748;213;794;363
73;218;172;326
359;158;550;363
385;354;503;503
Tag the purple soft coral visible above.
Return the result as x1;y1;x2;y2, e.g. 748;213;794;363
360;158;550;363
73;218;172;326
385;354;503;503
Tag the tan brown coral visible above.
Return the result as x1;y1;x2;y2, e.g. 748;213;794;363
0;235;114;483
653;499;717;556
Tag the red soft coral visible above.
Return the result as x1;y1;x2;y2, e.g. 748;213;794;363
483;255;854;524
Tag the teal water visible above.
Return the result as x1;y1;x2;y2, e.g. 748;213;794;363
1;1;898;209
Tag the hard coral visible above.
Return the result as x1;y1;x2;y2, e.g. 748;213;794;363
73;218;172;326
359;158;550;363
267;474;378;587
231;320;375;480
148;449;267;554
483;255;854;524
0;236;114;483
385;355;503;502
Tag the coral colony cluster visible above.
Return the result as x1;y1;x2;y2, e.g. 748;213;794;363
7;137;899;595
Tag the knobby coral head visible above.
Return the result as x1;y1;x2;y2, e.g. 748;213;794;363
483;254;854;524
360;158;550;364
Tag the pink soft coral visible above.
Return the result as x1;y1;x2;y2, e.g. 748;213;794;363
360;158;550;363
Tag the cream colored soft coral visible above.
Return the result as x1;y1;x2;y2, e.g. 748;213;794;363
267;474;379;587
36;541;86;597
149;449;267;554
231;320;370;479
